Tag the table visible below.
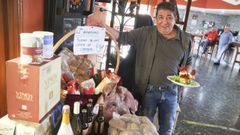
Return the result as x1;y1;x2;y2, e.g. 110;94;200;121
230;42;240;70
0;102;63;135
191;33;203;57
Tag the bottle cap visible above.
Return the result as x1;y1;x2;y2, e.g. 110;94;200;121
82;109;87;113
62;105;70;114
88;98;93;103
73;101;80;114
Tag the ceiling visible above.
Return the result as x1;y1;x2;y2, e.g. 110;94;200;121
178;0;240;15
140;0;240;15
177;0;240;9
177;5;240;16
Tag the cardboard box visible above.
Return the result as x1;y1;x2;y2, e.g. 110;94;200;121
0;114;52;135
6;57;61;123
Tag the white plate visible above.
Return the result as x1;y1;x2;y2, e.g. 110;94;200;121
167;75;200;88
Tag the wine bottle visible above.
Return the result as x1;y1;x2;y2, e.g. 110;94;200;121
92;73;100;86
94;104;104;134
86;103;93;134
57;105;74;135
88;98;93;105
87;99;93;118
81;109;89;135
71;101;81;135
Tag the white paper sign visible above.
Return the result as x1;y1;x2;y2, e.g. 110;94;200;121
73;26;106;55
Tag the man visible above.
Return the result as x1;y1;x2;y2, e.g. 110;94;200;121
201;26;218;56
103;2;192;135
214;25;234;65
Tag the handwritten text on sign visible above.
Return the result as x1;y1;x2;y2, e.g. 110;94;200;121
73;26;106;55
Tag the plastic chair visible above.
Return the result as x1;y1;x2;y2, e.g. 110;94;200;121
207;42;217;59
201;40;217;60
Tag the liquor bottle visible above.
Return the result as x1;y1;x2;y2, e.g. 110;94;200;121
81;109;89;135
92;73;100;86
87;99;94;118
94;104;104;134
86;103;93;134
57;105;74;135
71;101;81;135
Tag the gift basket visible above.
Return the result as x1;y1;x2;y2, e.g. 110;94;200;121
108;114;159;135
53;26;153;135
53;27;121;107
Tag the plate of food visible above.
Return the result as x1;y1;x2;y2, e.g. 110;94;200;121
167;67;200;88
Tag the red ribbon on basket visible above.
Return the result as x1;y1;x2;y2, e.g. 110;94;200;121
83;87;94;95
67;80;79;93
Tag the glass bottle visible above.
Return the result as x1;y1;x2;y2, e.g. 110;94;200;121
92;73;100;86
81;109;89;135
88;98;93;105
87;99;93;117
71;101;81;135
94;104;104;134
86;103;93;134
57;105;74;135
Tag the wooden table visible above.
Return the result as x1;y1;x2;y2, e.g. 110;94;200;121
230;42;240;70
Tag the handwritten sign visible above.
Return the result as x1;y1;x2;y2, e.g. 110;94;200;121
73;26;106;55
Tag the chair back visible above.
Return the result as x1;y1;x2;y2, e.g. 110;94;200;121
134;14;153;29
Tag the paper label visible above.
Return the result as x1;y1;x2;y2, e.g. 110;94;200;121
92;104;99;115
73;26;106;55
39;57;61;119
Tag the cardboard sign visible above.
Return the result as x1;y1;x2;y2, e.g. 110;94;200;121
73;26;106;55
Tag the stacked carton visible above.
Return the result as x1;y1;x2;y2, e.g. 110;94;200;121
6;57;61;123
6;31;61;124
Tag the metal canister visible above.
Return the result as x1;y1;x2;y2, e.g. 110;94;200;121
33;31;54;59
20;33;43;64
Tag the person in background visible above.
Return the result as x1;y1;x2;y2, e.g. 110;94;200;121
214;25;234;65
201;26;218;55
100;2;193;135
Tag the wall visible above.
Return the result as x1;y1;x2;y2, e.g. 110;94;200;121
0;0;7;117
22;0;44;32
178;9;239;34
226;15;240;33
177;0;240;10
178;8;240;66
0;0;44;117
186;11;226;33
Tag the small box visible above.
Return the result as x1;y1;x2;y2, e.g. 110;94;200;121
0;115;52;135
0;114;52;135
6;57;61;123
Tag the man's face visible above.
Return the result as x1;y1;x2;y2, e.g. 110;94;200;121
224;26;230;32
211;27;216;32
156;9;176;35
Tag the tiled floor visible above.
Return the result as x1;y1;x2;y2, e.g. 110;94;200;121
174;56;240;135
